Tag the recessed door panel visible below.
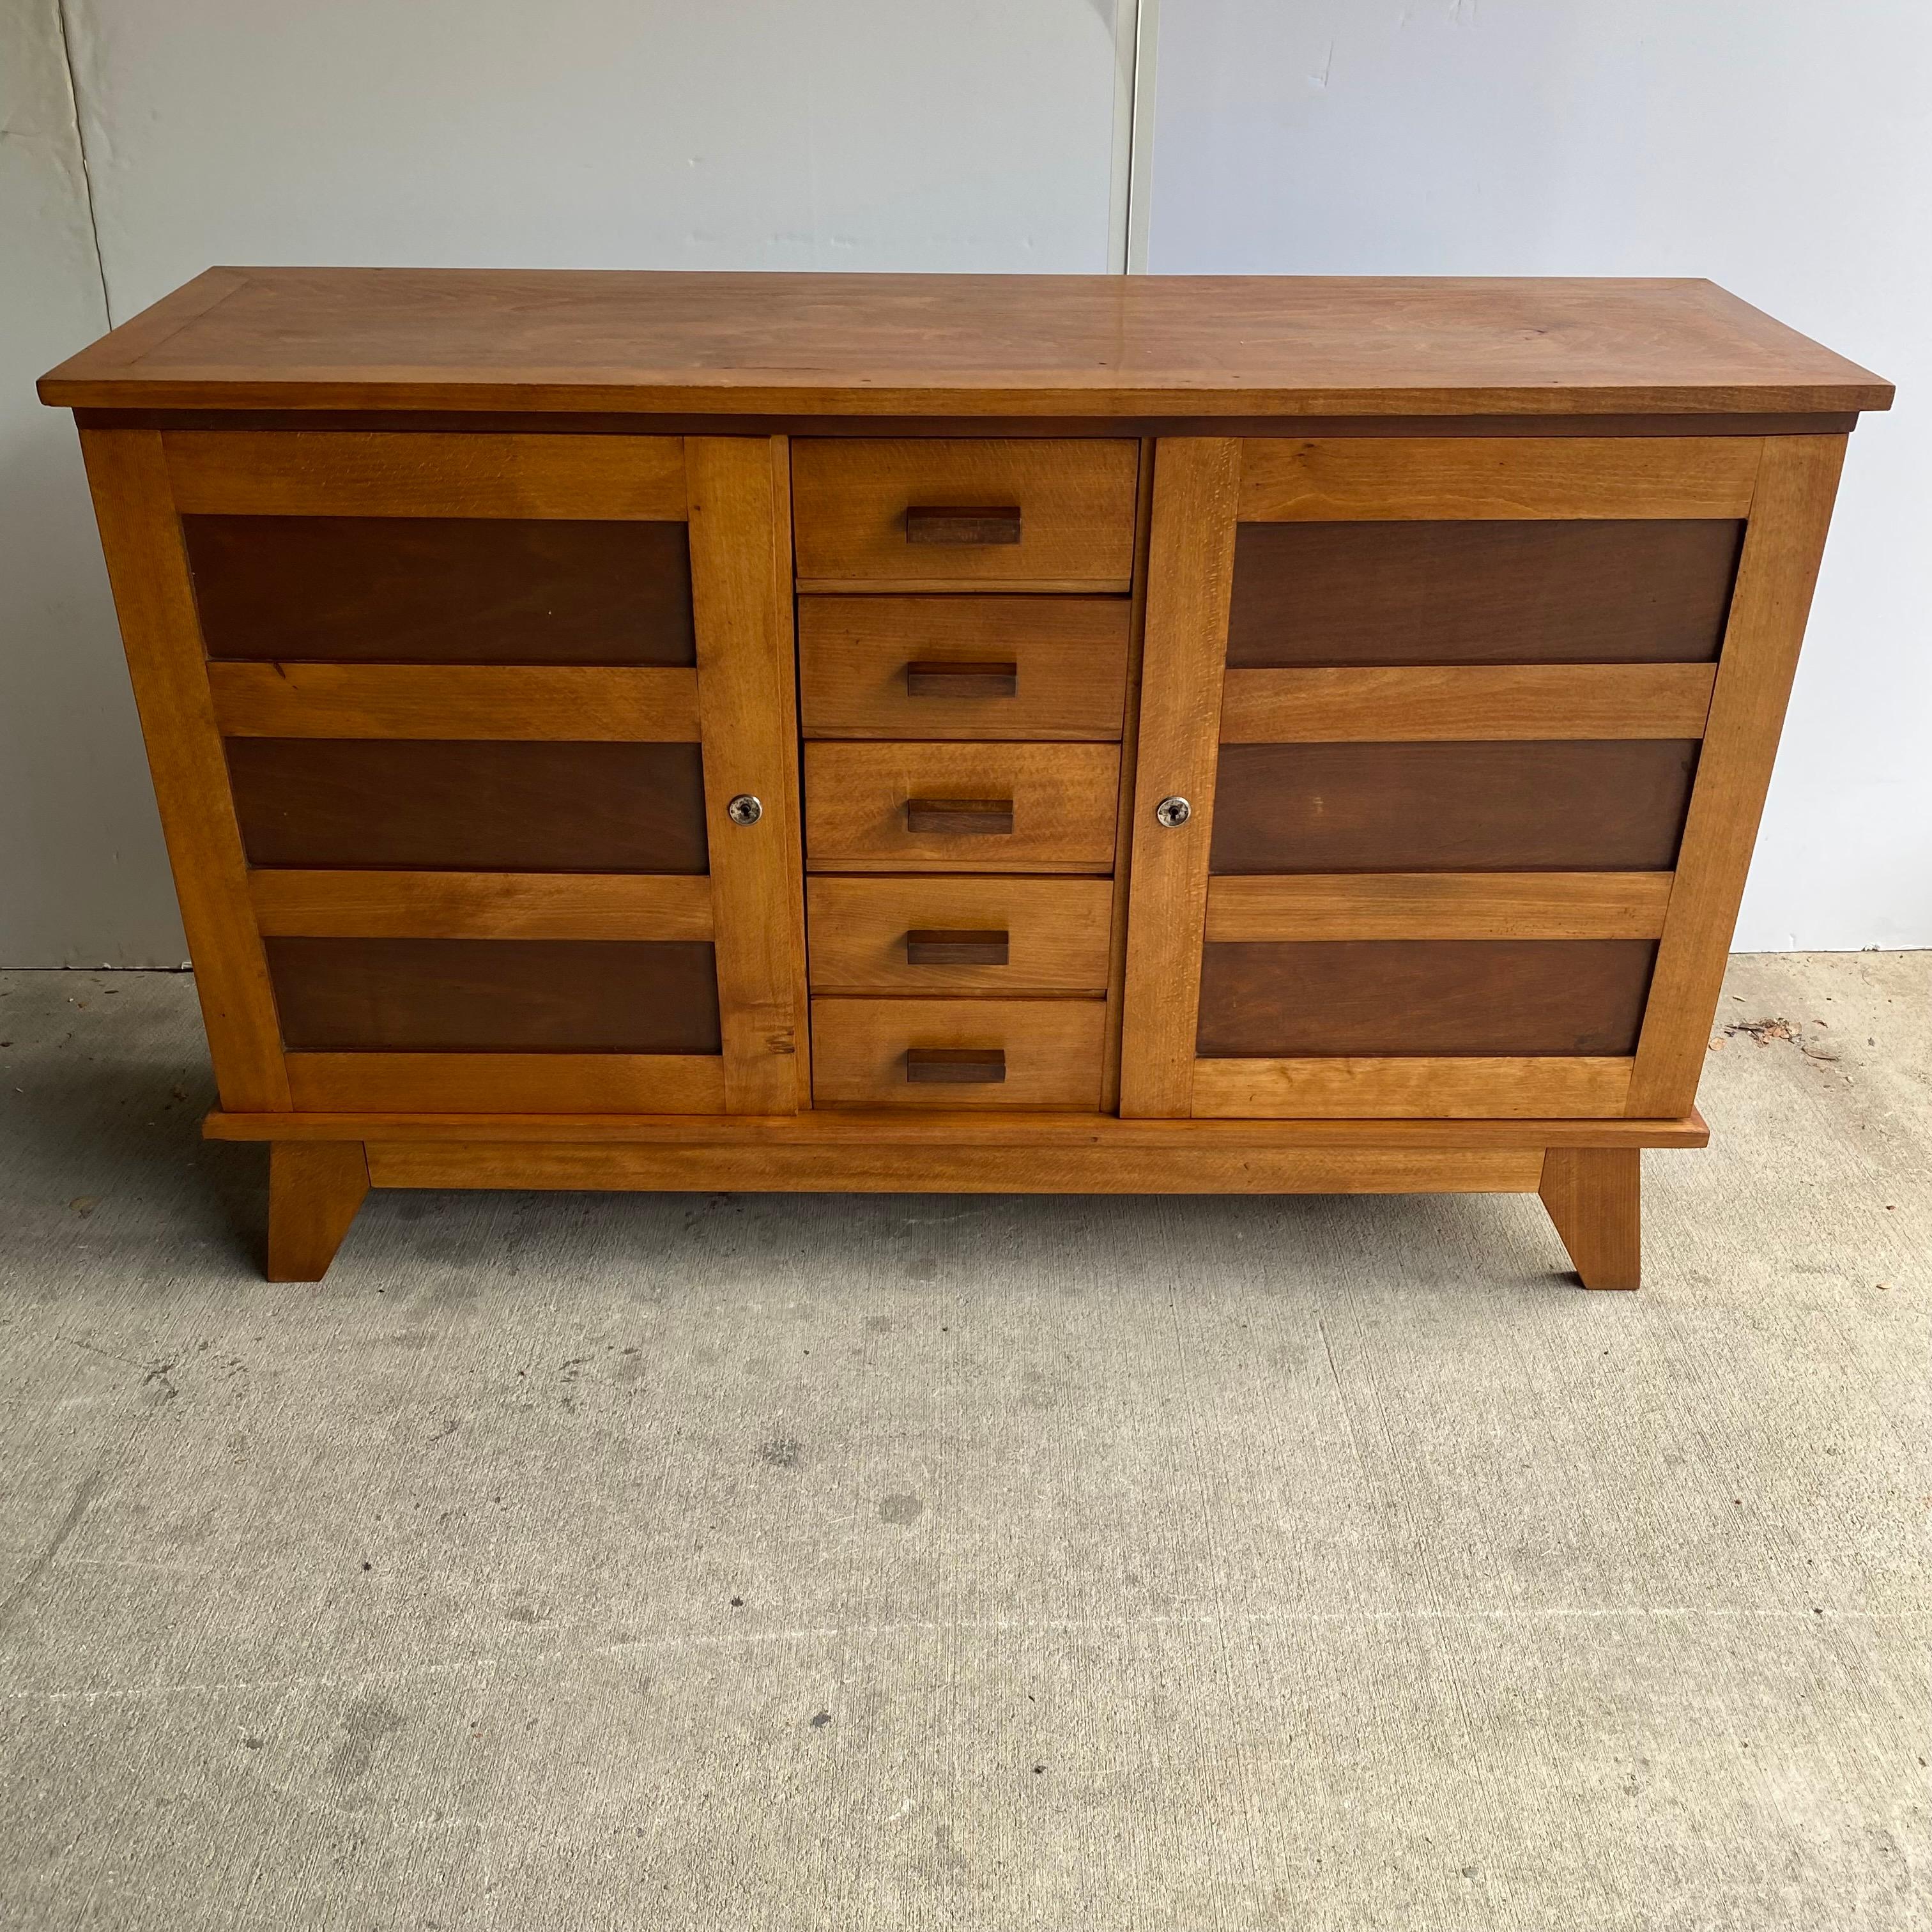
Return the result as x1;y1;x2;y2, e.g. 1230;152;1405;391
186;516;696;664
227;739;710;873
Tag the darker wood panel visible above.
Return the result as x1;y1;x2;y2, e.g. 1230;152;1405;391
266;937;721;1052
185;516;694;664
1226;520;1744;666
227;740;709;872
1211;742;1698;873
1197;939;1657;1057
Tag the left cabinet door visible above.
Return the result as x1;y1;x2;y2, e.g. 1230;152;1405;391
80;427;809;1116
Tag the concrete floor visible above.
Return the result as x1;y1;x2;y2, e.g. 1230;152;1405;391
0;955;1927;1931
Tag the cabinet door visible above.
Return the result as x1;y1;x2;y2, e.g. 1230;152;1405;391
82;427;808;1115
1119;433;1844;1121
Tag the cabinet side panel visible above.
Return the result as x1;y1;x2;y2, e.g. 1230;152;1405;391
77;426;290;1110
687;436;811;1112
1627;434;1848;1115
1117;438;1241;1116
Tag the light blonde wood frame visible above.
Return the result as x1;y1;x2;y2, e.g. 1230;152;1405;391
1119;431;1846;1127
212;1105;1703;1286
84;425;808;1119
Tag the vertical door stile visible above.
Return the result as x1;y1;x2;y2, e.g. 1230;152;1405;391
1626;433;1849;1116
79;425;292;1112
686;436;812;1113
1117;438;1241;1117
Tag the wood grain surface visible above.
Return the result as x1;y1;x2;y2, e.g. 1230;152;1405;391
806;877;1113;993
1218;665;1717;743
793;439;1138;588
1238;438;1761;521
41;270;1892;417
249;870;714;942
811;997;1105;1111
1117;438;1241;1116
185;514;695;666
1191;1055;1634;1119
164;429;687;519
804;742;1119;871
265;937;723;1053
799;595;1129;739
208;664;700;740
1226;519;1742;666
1195;939;1657;1057
77;427;291;1110
364;1140;1547;1196
225;739;710;873
1204;873;1673;942
1209;742;1699;875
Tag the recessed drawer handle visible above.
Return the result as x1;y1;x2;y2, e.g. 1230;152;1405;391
905;1048;1007;1085
905;928;1011;967
905;797;1015;836
905;505;1022;546
905;659;1019;699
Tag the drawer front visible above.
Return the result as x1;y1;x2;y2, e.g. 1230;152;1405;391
792;440;1140;590
805;742;1118;871
811;997;1106;1110
799;595;1130;740
807;877;1114;993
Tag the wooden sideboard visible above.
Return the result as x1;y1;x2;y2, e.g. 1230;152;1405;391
40;271;1890;1285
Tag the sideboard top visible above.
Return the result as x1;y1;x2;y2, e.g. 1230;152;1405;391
40;268;1891;420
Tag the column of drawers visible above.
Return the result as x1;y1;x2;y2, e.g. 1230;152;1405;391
791;440;1142;1110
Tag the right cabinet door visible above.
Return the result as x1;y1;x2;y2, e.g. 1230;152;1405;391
1119;432;1846;1121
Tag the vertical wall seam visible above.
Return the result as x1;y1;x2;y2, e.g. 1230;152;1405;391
1123;0;1159;273
52;0;112;326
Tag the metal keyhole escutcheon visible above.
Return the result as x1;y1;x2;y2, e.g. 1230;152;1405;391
726;794;763;826
1154;795;1192;828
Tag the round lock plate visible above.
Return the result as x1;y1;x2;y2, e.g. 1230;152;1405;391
726;793;763;826
1154;795;1192;828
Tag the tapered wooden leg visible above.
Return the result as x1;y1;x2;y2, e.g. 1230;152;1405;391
267;1142;370;1282
1538;1147;1641;1291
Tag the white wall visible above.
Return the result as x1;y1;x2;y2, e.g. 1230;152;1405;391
3;0;1135;965
6;0;1926;960
1;3;185;965
1144;0;1931;950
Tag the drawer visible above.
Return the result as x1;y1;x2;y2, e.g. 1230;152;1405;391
792;440;1140;590
811;998;1105;1110
799;595;1129;740
805;742;1119;871
808;877;1114;993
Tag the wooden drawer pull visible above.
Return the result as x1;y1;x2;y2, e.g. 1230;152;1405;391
904;659;1020;699
905;505;1022;546
905;797;1015;835
905;928;1011;967
905;1048;1007;1084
